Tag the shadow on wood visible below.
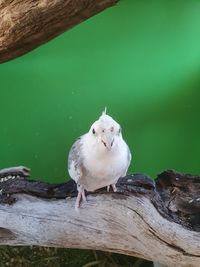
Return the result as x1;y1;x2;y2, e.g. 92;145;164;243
0;166;200;267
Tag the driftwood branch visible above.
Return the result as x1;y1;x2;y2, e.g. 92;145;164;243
0;0;118;63
0;167;200;266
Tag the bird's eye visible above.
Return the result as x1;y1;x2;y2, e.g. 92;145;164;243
118;128;121;134
92;128;96;134
111;127;114;132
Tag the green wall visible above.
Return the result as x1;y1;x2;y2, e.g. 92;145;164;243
1;0;200;182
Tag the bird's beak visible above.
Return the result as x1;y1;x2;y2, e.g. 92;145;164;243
101;133;114;150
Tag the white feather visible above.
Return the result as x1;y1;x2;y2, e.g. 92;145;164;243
68;111;131;207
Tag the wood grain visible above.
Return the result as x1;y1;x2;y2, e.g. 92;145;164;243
0;0;119;63
0;168;200;266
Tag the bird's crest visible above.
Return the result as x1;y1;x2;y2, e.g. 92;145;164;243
98;108;119;128
102;107;107;116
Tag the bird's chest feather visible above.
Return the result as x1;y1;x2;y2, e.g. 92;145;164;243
79;139;129;191
83;148;127;179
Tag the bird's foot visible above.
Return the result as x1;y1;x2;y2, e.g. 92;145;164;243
75;187;87;210
75;191;82;210
81;189;87;202
107;184;117;192
112;184;117;192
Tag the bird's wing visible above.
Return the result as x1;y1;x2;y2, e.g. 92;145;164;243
127;146;132;167
122;145;132;177
68;136;84;184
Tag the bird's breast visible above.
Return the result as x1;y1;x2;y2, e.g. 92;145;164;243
81;147;128;191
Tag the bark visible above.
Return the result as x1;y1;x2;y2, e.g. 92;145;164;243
0;0;119;63
0;167;200;267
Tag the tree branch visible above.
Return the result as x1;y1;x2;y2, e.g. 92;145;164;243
0;0;119;63
0;168;200;266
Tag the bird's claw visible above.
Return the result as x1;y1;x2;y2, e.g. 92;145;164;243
107;184;117;192
112;184;117;192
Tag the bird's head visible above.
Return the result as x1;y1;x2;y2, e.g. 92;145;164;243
89;109;122;151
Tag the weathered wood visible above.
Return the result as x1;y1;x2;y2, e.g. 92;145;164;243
0;0;119;63
0;166;30;178
0;167;200;266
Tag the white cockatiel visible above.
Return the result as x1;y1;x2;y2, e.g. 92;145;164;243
68;110;131;209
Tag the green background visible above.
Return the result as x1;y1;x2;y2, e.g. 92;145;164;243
1;0;200;183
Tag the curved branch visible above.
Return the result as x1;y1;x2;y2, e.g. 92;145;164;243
0;0;119;63
0;168;200;266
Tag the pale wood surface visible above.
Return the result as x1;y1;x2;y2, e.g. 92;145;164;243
1;167;200;267
0;193;200;267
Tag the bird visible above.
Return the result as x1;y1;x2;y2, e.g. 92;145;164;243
68;109;131;209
